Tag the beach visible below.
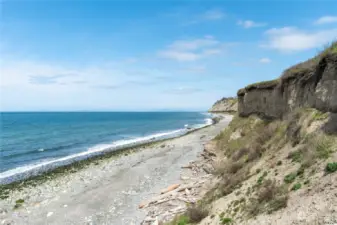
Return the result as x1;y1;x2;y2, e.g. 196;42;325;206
0;115;232;225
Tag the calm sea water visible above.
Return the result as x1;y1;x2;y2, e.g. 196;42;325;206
0;112;212;184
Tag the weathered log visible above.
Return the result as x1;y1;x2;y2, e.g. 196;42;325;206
181;165;193;169
160;184;180;194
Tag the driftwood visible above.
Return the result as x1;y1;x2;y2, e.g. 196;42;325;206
181;165;193;169
160;184;180;194
139;189;178;208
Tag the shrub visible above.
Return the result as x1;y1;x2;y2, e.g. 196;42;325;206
232;148;250;161
168;215;189;225
13;199;25;210
291;183;301;191
227;161;244;174
267;195;288;214
246;180;288;216
287;150;303;163
258;180;277;202
296;166;305;177
277;161;282;166
314;135;335;159
15;199;24;204
186;205;208;223
325;162;337;173
218;167;248;197
257;171;268;185
221;217;233;224
284;173;297;183
255;123;277;146
312;111;328;121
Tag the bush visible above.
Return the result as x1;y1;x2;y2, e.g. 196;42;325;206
15;199;24;204
220;217;233;224
168;215;189;225
284;173;297;183
218;168;248;197
314;135;335;159
267;195;288;214
246;180;288;216
325;162;337;173
291;183;302;191
227;161;244;174
232;148;250;161
186;205;208;223
287;150;303;163
258;180;277;202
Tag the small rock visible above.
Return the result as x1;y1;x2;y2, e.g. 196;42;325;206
63;205;68;208
47;212;54;217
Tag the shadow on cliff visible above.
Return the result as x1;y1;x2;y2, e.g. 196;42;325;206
322;113;337;134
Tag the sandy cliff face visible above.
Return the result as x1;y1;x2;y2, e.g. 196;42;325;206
237;53;337;120
209;97;237;113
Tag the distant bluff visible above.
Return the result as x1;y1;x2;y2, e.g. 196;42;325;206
208;97;237;113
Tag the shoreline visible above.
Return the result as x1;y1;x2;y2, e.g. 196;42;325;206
0;115;220;195
0;116;216;187
0;114;232;225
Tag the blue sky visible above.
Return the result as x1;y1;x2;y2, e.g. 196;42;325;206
1;0;337;111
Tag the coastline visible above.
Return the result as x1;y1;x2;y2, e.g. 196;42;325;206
0;114;232;225
0;114;215;186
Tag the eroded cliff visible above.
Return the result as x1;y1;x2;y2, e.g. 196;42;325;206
237;43;337;122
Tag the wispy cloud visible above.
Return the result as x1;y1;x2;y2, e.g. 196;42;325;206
262;27;337;52
314;16;337;25
237;20;267;28
259;58;271;63
202;9;225;20
165;87;203;95
158;36;224;61
29;74;75;85
183;9;225;25
181;66;206;74
93;84;122;90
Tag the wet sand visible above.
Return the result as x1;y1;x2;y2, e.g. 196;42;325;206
0;115;232;225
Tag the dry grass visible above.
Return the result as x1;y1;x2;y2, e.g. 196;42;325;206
232;148;250;161
186;205;209;223
245;79;279;91
246;179;288;216
282;41;337;81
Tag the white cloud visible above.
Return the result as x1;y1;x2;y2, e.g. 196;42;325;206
158;36;224;61
262;27;337;52
314;16;337;25
237;20;267;28
159;51;200;61
259;58;271;63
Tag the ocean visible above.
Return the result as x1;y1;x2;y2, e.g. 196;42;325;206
0;112;212;184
